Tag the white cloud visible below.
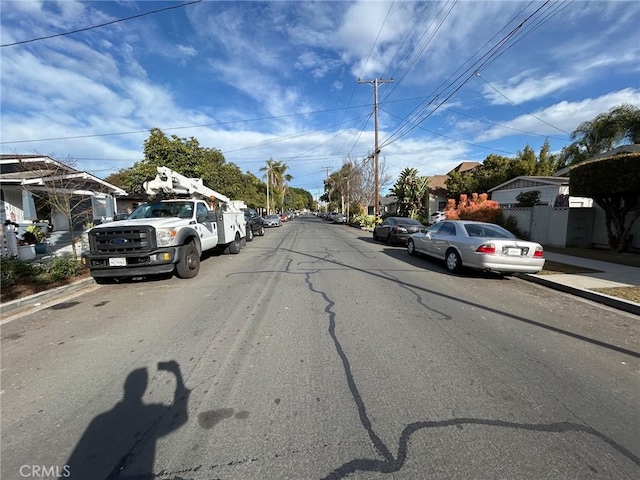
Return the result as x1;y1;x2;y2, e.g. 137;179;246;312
481;73;576;105
476;88;640;142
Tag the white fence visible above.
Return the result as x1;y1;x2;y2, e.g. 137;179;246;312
502;205;640;249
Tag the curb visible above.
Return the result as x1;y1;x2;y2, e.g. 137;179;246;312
0;277;98;320
519;274;640;316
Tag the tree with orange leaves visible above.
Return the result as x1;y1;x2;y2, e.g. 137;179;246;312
445;193;501;223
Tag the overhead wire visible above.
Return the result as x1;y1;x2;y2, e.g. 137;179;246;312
379;107;516;155
1;0;203;48
475;73;571;135
340;0;397;160
378;0;555;149
0;104;372;145
378;2;536;146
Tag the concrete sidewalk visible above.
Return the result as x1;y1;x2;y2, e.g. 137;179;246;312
520;252;640;316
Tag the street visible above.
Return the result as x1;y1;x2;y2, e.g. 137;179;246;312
2;215;639;480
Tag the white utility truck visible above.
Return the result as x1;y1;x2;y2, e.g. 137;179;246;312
82;166;246;283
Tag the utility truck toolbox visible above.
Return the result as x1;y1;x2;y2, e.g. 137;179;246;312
82;167;245;283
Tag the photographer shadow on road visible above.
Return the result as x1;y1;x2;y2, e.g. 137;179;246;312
65;360;190;480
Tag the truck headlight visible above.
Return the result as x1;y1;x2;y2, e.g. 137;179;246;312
156;227;177;247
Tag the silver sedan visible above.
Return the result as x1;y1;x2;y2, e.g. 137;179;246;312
263;214;282;227
407;220;545;274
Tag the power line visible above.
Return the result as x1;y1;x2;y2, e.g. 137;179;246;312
1;1;203;48
474;72;571;135
379;0;554;149
0;104;371;145
379;107;516;155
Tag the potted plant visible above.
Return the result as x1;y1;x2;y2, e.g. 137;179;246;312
26;225;48;254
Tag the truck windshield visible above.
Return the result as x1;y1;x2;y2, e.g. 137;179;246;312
128;201;194;219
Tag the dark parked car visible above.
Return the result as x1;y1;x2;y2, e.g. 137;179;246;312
243;209;265;241
373;217;424;245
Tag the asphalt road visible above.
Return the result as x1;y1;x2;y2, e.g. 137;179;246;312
2;215;639;480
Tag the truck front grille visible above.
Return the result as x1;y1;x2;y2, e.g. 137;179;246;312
89;226;156;253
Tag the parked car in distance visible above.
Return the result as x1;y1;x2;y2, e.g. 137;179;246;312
407;220;545;275
264;214;282;227
428;211;446;225
332;213;347;224
373;217;424;245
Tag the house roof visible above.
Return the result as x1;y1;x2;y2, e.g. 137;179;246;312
553;144;640;177
447;162;481;175
488;176;569;193
427;174;448;190
0;155;127;196
380;195;397;206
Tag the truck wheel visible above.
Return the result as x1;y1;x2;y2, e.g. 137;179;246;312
258;225;265;236
176;241;200;278
228;233;241;254
247;228;254;242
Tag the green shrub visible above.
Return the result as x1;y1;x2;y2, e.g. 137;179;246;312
46;257;84;282
351;214;377;229
0;257;44;287
0;255;85;289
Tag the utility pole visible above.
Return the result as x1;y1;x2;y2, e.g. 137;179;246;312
358;77;393;218
322;166;332;213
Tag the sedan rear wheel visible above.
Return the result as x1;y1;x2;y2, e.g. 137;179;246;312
445;249;462;273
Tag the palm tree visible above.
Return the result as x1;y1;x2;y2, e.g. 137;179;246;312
259;158;278;214
390;167;429;218
260;159;293;213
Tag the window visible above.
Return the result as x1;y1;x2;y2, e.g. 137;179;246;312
438;222;456;236
196;203;209;223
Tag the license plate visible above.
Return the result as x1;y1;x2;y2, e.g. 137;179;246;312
507;248;522;256
109;257;127;267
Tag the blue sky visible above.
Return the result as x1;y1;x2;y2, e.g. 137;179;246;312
1;1;639;198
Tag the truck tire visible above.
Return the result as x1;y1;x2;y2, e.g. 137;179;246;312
176;241;200;278
258;225;265;236
247;227;254;242
228;233;241;254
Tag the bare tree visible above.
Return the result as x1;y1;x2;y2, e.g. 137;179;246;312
19;156;110;259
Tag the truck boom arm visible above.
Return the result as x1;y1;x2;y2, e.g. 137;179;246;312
144;166;231;203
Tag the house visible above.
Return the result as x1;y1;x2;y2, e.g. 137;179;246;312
487;176;593;207
368;195;398;216
0;155;127;233
426;162;481;214
425;174;449;213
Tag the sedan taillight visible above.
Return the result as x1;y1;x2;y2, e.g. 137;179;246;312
476;243;496;254
533;246;544;257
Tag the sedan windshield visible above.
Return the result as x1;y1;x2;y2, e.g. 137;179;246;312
129;201;194;219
